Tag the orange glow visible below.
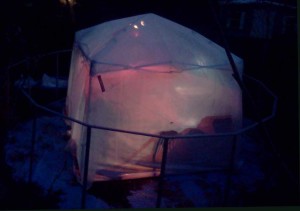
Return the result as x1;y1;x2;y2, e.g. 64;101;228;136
59;0;76;6
133;24;139;29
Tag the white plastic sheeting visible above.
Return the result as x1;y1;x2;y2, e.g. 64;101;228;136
66;13;243;185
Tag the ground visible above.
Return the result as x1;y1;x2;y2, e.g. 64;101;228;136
2;99;298;209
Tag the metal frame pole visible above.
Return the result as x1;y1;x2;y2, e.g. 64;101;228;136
224;135;237;206
81;126;92;209
156;138;169;208
55;53;59;98
29;110;37;184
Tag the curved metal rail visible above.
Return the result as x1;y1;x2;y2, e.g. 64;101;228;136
4;49;278;209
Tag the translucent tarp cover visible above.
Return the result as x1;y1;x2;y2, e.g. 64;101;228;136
66;13;243;185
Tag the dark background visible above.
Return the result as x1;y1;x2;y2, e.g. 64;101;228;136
0;0;298;208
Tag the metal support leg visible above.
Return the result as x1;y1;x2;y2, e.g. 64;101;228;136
81;126;92;209
55;54;59;98
224;135;237;206
29;112;37;184
156;138;169;208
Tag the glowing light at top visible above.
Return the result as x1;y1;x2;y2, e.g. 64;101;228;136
59;0;77;6
131;20;145;30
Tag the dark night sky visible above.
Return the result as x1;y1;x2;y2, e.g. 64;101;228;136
0;0;223;60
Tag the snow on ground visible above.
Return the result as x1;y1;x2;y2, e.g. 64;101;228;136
5;115;109;209
4;112;272;209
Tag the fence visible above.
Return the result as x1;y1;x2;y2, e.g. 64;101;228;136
3;49;278;208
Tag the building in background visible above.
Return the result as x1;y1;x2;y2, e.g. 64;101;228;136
218;0;297;39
